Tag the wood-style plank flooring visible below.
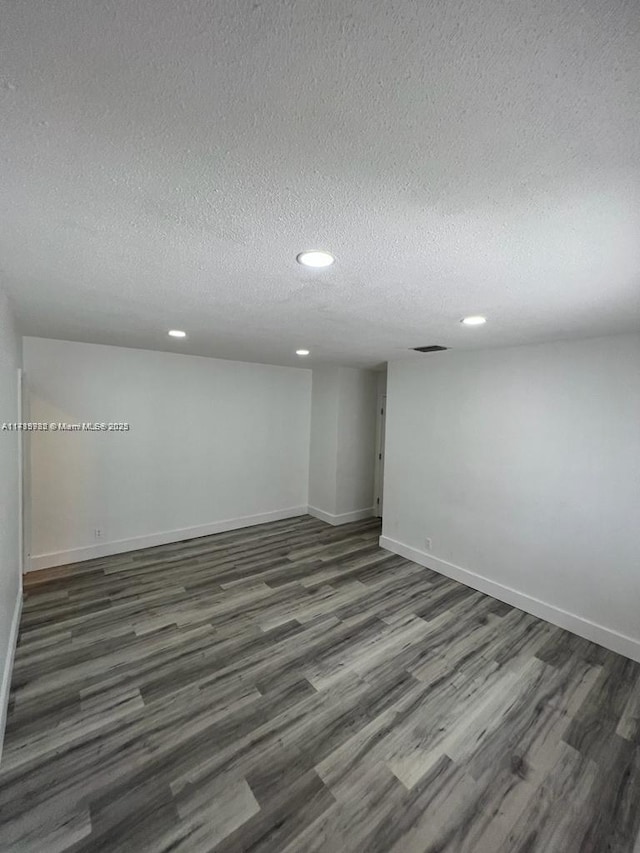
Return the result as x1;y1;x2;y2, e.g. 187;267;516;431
1;515;639;852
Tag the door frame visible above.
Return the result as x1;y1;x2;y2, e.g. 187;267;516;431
17;368;29;584
374;392;386;517
17;369;23;588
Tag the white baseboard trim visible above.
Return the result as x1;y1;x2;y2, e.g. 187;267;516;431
308;506;375;526
379;535;640;663
28;506;309;572
0;591;22;763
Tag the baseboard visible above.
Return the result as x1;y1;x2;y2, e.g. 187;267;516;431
308;506;375;526
379;535;640;663
28;506;309;571
0;591;22;763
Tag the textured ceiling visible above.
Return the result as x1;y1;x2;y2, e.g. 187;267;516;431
1;0;639;368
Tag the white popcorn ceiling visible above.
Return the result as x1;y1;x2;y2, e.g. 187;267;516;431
1;0;639;367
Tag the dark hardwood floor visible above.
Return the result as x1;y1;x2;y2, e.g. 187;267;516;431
1;515;639;852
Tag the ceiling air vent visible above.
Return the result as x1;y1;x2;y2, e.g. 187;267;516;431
412;345;449;353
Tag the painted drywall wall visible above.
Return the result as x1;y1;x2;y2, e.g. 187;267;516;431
381;334;640;660
24;338;312;568
308;367;340;515
308;366;378;524
0;289;22;755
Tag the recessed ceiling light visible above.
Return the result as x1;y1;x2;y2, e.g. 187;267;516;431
168;329;187;338
296;250;334;268
461;316;487;326
296;349;310;356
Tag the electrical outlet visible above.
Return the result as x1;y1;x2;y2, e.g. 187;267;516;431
94;528;103;539
424;537;432;550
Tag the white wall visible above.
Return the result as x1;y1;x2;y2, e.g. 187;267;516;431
308;367;340;514
24;338;312;569
308;366;377;524
0;288;21;755
381;334;640;661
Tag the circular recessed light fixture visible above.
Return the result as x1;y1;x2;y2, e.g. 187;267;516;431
168;329;187;338
296;349;310;356
296;250;334;268
461;316;487;326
